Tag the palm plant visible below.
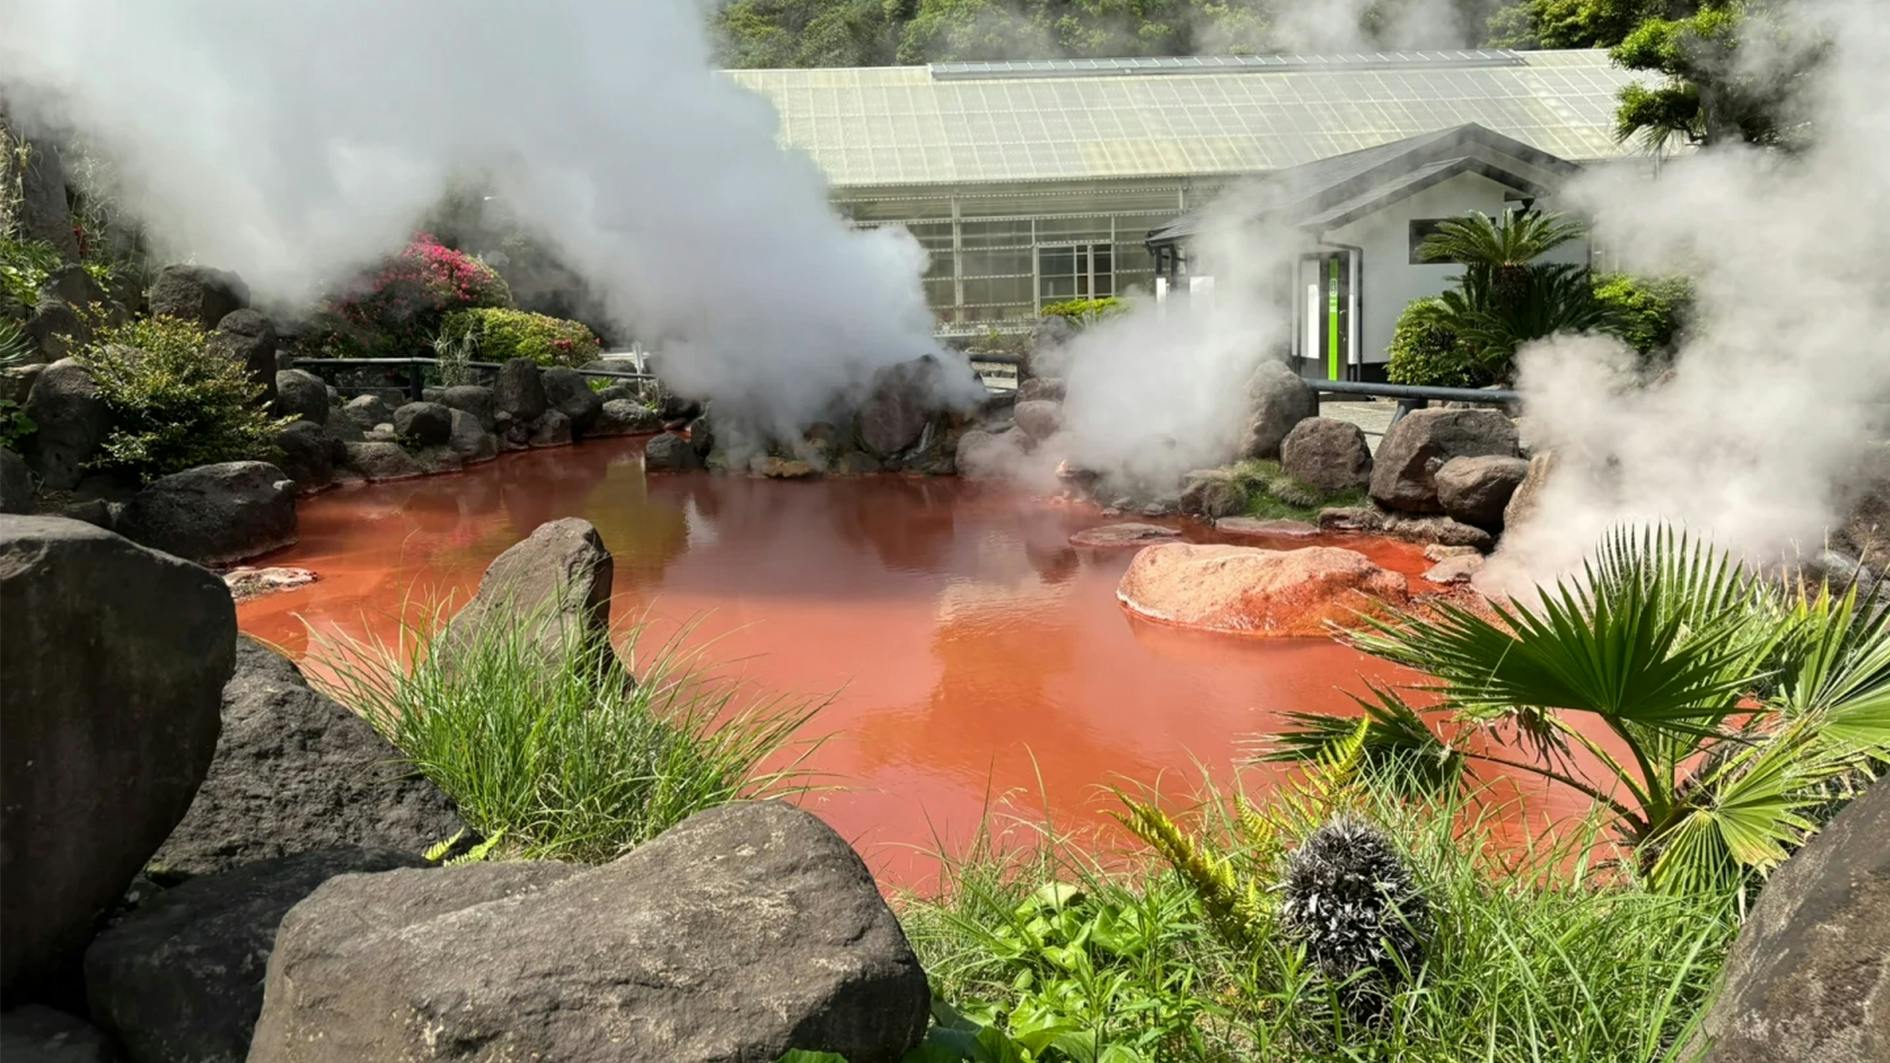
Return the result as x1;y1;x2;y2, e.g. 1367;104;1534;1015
1419;209;1587;312
1265;526;1890;897
1429;263;1610;380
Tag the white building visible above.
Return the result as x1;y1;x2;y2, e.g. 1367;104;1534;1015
1147;122;1593;381
731;48;1644;371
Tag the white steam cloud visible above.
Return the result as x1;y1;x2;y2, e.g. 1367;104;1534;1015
0;0;978;441
1040;196;1301;495
1488;0;1890;585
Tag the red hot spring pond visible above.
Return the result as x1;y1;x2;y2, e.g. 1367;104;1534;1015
239;435;1595;889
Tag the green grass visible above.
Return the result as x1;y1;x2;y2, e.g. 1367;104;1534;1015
309;601;824;863
1226;459;1367;522
896;774;1737;1063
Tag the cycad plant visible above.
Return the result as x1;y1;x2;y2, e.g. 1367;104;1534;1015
1267;526;1890;898
1413;209;1602;383
1419;210;1587;311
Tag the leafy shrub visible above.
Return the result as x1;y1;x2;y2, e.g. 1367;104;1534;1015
1;235;62;314
310;602;819;863
1385;297;1476;388
1040;297;1125;326
323;233;512;357
1594;273;1694;359
79;317;289;481
438;306;601;368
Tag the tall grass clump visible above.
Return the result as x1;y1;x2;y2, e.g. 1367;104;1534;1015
310;598;822;863
899;763;1738;1063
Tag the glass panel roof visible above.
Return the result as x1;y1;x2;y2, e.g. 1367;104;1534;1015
728;49;1641;188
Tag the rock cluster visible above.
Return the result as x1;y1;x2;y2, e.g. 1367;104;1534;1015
674;355;974;480
0;517;930;1063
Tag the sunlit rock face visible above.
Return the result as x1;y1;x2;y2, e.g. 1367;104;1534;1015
1116;543;1408;637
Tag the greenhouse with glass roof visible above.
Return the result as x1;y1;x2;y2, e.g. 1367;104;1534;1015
731;48;1648;359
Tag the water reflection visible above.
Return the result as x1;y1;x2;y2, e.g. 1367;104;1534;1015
238;437;1575;887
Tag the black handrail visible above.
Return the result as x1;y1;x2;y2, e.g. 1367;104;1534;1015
1311;379;1519;403
291;357;656;402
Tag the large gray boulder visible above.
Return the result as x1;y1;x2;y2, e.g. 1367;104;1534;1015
1013;399;1063;444
493;358;546;423
271;369;328;426
339;393;393;433
391;400;451;447
1435;454;1530;531
22;359;110;490
539;366;602;435
1504;451;1557;532
145;265;248;330
590;398;663;436
445;408;497;464
151;637;464;879
13;136;78;260
270;421;343;494
205;309;277;407
1280;417;1372;494
643;431;703;471
249;802;930;1063
341;441;424;482
1369;408;1520;514
0;517;232;994
22;297;91;363
39;266;124;325
85;849;426;1063
1696;778;1890;1062
1240;360;1317;460
528;408;572;448
118;461;297;565
436;384;496;432
0;1005;122;1063
436;518;614;672
859;377;927;457
0;446;31;513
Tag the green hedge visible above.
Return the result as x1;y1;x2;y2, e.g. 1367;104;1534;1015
1594;273;1693;358
1040;296;1126;325
1385;297;1478;388
439;307;601;368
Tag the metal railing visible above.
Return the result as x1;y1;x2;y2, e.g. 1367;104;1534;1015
290;357;656;402
1309;378;1520;425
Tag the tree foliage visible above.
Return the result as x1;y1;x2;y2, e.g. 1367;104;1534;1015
716;0;1535;68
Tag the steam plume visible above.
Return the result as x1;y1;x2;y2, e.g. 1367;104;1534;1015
1488;0;1890;585
1041;195;1302;495
0;0;978;441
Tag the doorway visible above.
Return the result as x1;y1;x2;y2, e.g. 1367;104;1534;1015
1296;252;1352;381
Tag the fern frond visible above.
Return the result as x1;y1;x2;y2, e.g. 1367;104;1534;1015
1110;796;1263;947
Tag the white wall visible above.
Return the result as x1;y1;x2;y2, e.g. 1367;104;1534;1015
1323;172;1590;365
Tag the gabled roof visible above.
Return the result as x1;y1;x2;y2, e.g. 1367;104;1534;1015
728;49;1641;188
1145;123;1581;244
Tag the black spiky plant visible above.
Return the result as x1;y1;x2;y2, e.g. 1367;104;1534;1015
1278;814;1432;1022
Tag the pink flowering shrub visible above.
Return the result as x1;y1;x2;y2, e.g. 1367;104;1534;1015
320;233;513;357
